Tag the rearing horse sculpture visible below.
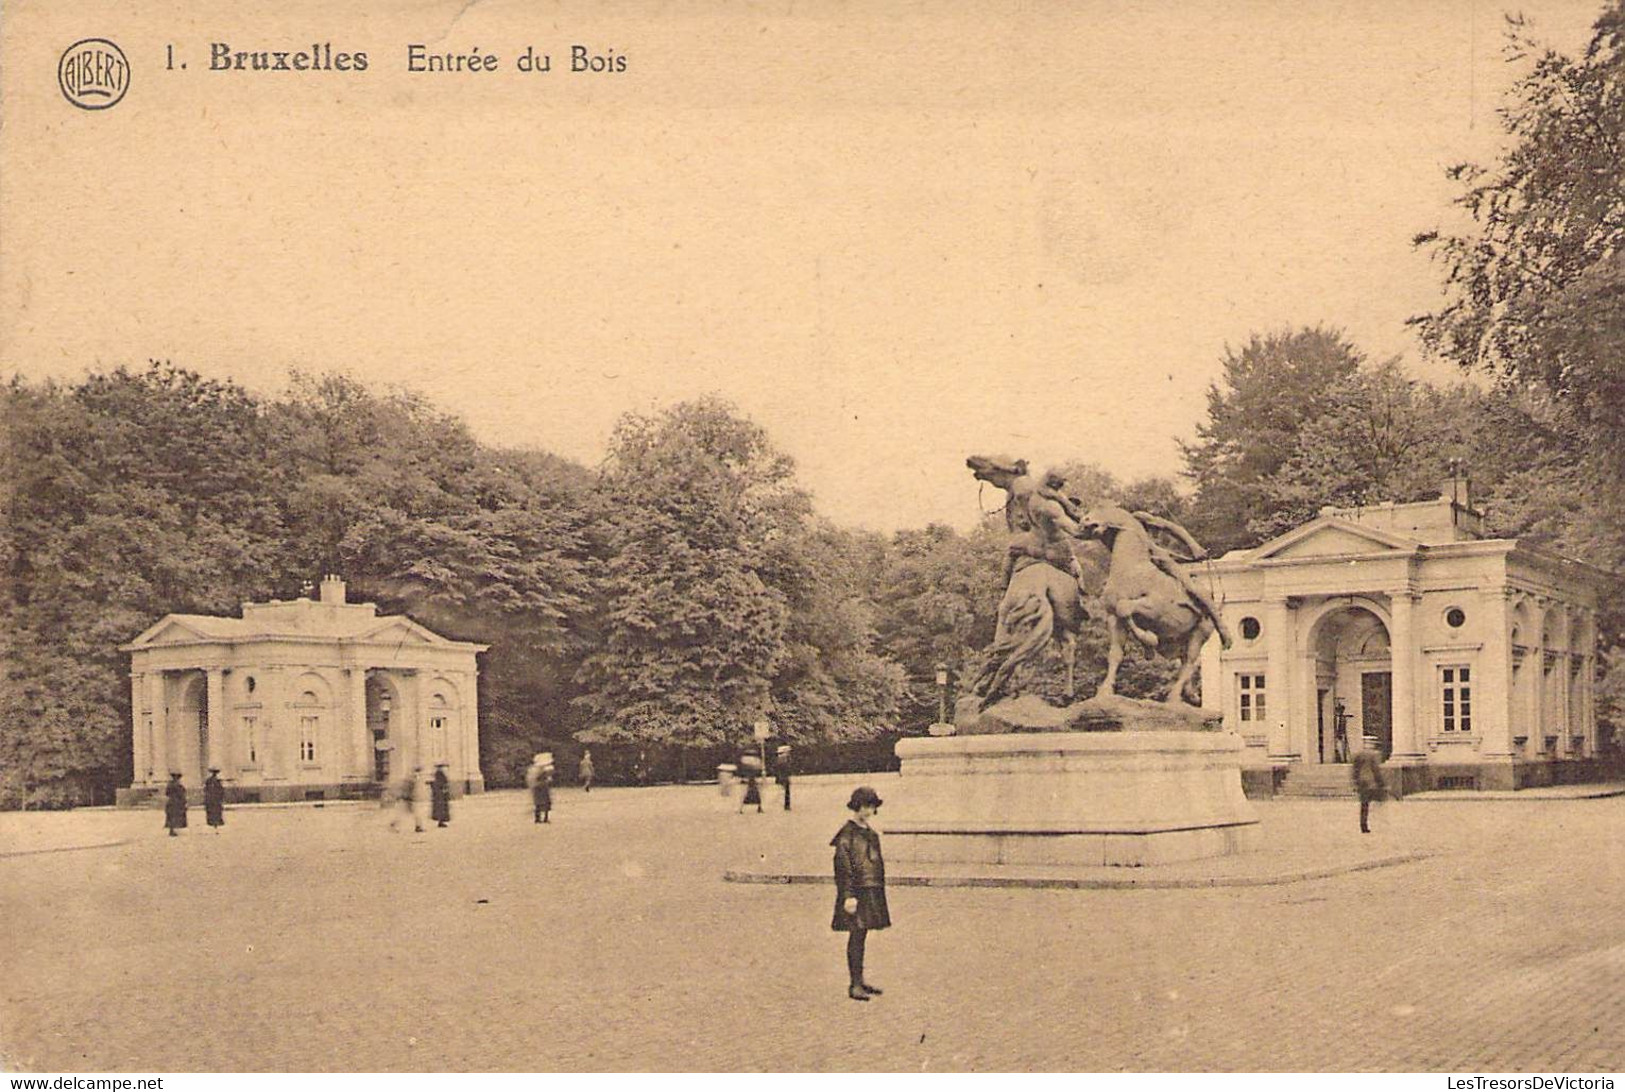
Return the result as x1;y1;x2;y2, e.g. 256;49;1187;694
1075;504;1217;706
965;455;1090;707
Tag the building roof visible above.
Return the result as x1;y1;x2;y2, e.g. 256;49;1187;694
1210;511;1610;588
119;581;488;653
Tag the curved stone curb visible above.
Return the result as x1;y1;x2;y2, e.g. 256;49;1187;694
724;851;1433;890
0;839;130;860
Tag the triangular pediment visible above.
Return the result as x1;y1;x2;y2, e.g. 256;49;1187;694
355;618;444;646
124;616;235;649
1253;517;1421;561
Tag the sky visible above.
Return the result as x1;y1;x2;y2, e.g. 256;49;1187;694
0;0;1606;533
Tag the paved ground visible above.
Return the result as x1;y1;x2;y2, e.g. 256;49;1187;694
3;777;1625;1072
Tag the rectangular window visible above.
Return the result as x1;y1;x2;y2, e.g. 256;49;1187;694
242;715;258;766
431;716;448;761
300;715;318;763
1442;666;1472;733
1237;674;1266;723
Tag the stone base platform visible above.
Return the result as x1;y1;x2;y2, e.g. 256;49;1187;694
886;730;1259;868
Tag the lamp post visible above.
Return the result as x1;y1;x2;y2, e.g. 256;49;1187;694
935;662;950;724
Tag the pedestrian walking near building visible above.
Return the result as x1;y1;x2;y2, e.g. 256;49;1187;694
739;770;763;813
203;768;225;833
738;753;764;814
431;764;452;828
578;749;595;792
775;745;792;811
164;772;188;837
405;768;427;833
1351;747;1388;833
531;755;555;823
831;786;890;1001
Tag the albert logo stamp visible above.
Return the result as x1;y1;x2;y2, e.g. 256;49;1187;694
59;38;130;110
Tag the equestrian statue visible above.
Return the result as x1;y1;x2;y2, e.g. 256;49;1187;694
964;455;1232;711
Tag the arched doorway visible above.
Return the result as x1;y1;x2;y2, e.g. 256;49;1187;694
366;674;401;783
176;673;210;787
1309;605;1393;762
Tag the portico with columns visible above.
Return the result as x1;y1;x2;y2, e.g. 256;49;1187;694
119;576;487;804
1199;481;1608;793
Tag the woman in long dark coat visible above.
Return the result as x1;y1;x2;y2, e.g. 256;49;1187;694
203;768;225;832
431;765;452;828
164;773;188;837
831;786;890;1001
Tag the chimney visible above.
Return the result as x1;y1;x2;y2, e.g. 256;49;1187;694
319;574;347;605
1439;474;1471;511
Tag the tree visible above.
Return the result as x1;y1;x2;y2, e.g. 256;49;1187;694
1246;361;1481;542
1181;327;1366;552
572;398;801;752
1412;5;1625;463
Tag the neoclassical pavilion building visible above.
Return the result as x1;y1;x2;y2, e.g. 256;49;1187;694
1199;480;1610;792
119;576;487;804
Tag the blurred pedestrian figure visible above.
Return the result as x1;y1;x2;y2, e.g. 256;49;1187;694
1351;747;1388;833
739;770;763;814
527;753;554;823
204;768;225;833
431;764;452;828
738;753;764;814
381;776;402;831
579;750;595;793
164;772;188;837
831;786;890;1001
775;745;793;811
405;768;427;833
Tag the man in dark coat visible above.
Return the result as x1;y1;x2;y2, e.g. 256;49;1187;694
431;764;452;828
831;786;890;1001
1351;748;1387;833
203;768;225;832
164;773;187;837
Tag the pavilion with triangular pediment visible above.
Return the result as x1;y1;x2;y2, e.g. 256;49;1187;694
1198;478;1610;793
118;575;487;804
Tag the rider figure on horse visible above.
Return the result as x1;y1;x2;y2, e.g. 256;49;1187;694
1129;510;1234;650
1001;467;1087;590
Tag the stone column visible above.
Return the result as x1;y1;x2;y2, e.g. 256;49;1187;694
348;668;370;782
1265;599;1296;760
1388;591;1423;760
206;667;227;775
1479;590;1516;759
263;667;285;780
149;672;169;777
463;670;482;787
405;670;424;778
130;672;149;784
1199;634;1223;719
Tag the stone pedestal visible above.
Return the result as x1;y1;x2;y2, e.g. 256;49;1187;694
886;731;1260;867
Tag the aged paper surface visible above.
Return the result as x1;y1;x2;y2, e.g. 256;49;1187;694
4;0;1622;1077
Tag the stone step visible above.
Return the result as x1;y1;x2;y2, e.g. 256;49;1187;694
1278;766;1358;798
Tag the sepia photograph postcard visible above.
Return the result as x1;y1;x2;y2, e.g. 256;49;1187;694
4;0;1625;1078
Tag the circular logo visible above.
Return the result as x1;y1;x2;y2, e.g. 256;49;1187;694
59;38;130;110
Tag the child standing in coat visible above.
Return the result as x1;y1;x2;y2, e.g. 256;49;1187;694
831;786;890;1001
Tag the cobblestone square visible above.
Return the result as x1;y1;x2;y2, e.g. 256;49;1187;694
4;778;1624;1072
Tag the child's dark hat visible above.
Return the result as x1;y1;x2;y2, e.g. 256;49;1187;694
847;786;883;810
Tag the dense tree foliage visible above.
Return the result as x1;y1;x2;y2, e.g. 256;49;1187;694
1412;5;1625;463
1180;327;1366;553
